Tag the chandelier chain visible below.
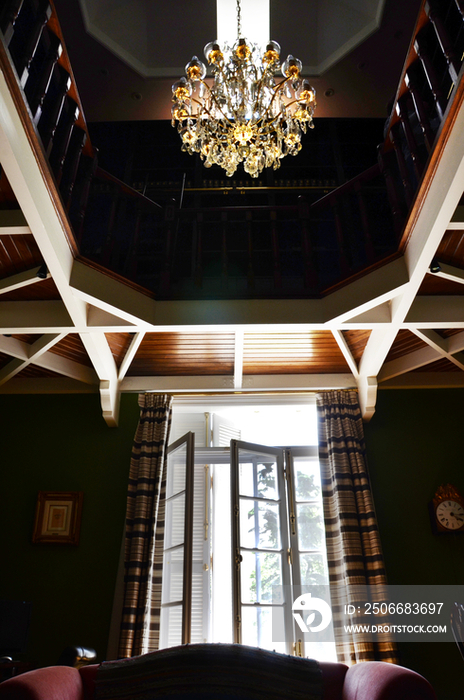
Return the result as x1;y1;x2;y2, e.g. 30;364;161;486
236;0;242;39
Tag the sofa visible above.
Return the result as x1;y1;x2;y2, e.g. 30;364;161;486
0;644;437;700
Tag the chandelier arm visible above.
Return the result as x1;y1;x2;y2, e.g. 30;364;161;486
258;75;292;121
196;79;235;127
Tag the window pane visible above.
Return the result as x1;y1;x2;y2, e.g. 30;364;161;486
239;458;278;500
240;499;281;549
296;503;324;550
299;553;329;585
241;605;286;653
164;493;185;549
159;604;183;648
240;550;282;603
294;459;321;501
162;545;184;604
166;444;187;498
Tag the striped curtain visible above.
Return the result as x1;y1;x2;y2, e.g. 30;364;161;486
118;393;173;658
317;390;398;665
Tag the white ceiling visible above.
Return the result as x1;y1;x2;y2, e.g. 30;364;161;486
78;0;385;77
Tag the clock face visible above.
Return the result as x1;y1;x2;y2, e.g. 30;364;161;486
436;500;464;530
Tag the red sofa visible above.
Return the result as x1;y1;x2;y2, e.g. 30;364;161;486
0;647;436;700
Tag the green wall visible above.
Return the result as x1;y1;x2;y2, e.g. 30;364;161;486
1;388;463;698
0;392;140;668
364;388;464;700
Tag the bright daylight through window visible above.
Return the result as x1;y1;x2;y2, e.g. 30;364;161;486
159;401;336;660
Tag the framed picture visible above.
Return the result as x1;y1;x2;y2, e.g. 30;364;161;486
32;491;83;545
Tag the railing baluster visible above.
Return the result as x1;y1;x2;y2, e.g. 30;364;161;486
194;213;203;289
25;28;61;123
333;203;350;276
246;211;255;291
426;0;461;83
221;211;228;291
8;0;51;87
59;125;86;208
270;210;281;289
160;198;176;293
389;123;415;208
405;67;437;152
354;183;375;264
68;152;98;244
297;196;318;290
37;64;71;152
396;95;425;181
414;30;447;120
48;97;79;184
377;147;406;238
0;0;24;45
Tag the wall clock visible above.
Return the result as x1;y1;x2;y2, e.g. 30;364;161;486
429;484;464;534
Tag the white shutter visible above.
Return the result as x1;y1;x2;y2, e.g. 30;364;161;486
170;412;209;447
212;413;241;446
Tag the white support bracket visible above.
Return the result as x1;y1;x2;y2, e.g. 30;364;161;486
357;375;378;421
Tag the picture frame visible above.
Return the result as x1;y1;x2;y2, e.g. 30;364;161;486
32;491;83;545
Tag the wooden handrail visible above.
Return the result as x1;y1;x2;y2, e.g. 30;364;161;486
95;167;163;209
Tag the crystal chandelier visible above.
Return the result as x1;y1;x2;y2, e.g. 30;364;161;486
171;0;316;178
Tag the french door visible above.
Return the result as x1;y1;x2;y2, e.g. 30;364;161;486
160;435;331;656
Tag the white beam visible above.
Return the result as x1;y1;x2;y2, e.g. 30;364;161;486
120;374;356;393
0;333;64;386
412;329;464;372
358;86;464;403
0;266;50;295
234;329;244;389
324;257;409;325
0;334;98;383
0;70;88;329
405;296;464;326
331;329;359;378
357;376;377;422
0;301;73;332
447;204;464;229
380;373;464;388
79;332;120;426
118;332;145;380
431;261;464;285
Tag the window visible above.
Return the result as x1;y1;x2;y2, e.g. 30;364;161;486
160;404;336;660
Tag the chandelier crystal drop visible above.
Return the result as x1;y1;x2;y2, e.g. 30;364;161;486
171;0;316;178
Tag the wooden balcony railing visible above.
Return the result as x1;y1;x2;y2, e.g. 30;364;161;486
1;0;463;299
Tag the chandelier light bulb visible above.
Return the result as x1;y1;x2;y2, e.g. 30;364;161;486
171;2;316;178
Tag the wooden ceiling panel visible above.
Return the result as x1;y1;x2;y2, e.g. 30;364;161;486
418;273;464;295
385;330;427;362
436;229;464;263
412;358;462;372
106;333;135;366
0;277;61;301
128;332;236;375
48;334;92;366
342;330;371;363
15;365;63;378
243;331;349;374
0;235;44;276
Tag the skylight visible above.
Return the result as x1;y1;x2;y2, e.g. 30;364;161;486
216;0;270;49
